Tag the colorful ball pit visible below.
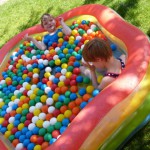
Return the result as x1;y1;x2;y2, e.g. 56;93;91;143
0;4;150;150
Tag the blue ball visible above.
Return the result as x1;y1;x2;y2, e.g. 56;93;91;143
17;77;23;82
2;105;8;110
27;143;35;150
1;111;6;117
18;49;24;55
41;84;47;90
68;49;74;54
73;61;80;67
19;135;26;143
79;88;86;96
59;53;65;59
70;93;77;100
50;138;57;145
36;54;41;59
23;139;30;147
80;101;87;109
55;67;61;73
110;43;117;51
92;89;100;97
60;126;67;134
74;40;79;45
37;82;43;88
22;127;29;135
62;41;68;46
0;127;7;134
32;127;39;135
47;90;54;97
81;20;87;24
60;45;65;50
26;131;33;139
38;63;45;69
53;78;59;84
15;131;22;138
32;63;38;68
15;114;21;120
12;104;18;110
76;76;83;83
14;120;20;127
58;95;66;102
76;54;82;60
25;77;31;82
62;118;70;126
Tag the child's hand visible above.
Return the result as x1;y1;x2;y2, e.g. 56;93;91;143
82;62;95;71
24;34;32;41
58;17;64;23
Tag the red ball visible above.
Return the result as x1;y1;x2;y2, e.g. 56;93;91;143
52;130;60;138
23;90;28;96
64;35;69;41
70;80;77;86
73;68;80;75
4;113;10;120
64;79;70;86
26;113;34;120
52;42;57;48
23;70;28;74
16;84;22;90
70;74;77;80
42;78;48;84
37;136;44;145
24;120;31;127
69;114;76;122
53;109;61;117
2;120;9;127
11;127;18;134
51;84;57;91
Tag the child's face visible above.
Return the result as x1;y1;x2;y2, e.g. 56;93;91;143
42;15;56;32
92;58;106;69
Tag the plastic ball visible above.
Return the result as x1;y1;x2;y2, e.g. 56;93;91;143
80;101;88;109
92;89;100;97
110;43;117;51
86;85;94;94
50;117;57;125
64;110;72;118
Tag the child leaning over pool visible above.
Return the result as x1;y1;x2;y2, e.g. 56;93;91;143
24;13;71;81
80;38;126;90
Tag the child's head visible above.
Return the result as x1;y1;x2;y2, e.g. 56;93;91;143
82;38;112;63
41;13;56;32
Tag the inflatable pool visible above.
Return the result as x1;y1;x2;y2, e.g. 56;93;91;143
0;4;150;150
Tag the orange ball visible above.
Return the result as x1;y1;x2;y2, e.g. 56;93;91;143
12;139;19;147
68;101;76;110
72;107;80;115
75;98;83;105
10;110;16;117
47;81;53;87
32;78;39;84
41;105;48;113
83;93;91;101
70;85;78;93
68;61;74;66
41;142;49;150
46;113;53;121
69;56;76;62
55;72;62;78
55;87;62;94
60;86;68;94
30;135;38;143
60;105;68;114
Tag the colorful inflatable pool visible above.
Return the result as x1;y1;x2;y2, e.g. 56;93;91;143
0;4;150;150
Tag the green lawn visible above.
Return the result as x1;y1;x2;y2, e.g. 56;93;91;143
0;0;150;149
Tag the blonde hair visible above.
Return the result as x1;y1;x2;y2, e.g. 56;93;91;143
82;38;112;62
40;13;55;28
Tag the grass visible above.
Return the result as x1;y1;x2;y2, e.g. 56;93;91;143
0;0;150;149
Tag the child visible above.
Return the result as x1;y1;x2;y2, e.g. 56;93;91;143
81;38;126;90
24;13;71;81
24;13;71;50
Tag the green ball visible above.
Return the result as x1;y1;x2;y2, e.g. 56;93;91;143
70;25;75;30
17;72;23;77
66;54;71;59
36;50;41;55
49;60;55;67
20;116;26;123
9;135;15;142
66;44;71;49
12;81;18;86
71;44;76;49
54;122;62;130
47;125;55;133
44;133;52;141
29;100;36;106
55;102;63;109
67;66;74;72
28;67;33;72
22;109;29;116
8;93;14;98
37;90;44;96
61;58;67;63
0;91;5;98
10;60;15;65
17;93;22;98
35;96;41;103
83;77;90;84
72;51;78;56
57;50;63;55
2;83;7;88
5;99;10;105
74;23;79;27
40;51;44;55
65;91;71;97
19;44;24;49
64;98;70;105
19;80;24;85
39;128;46;136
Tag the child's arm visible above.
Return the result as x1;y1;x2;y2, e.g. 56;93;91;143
24;34;47;50
58;17;71;35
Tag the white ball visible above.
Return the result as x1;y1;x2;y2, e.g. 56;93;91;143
61;69;67;75
8;101;14;107
13;56;17;61
15;143;24;150
43;121;50;128
8;65;13;70
14;99;20;104
50;117;57;125
9;117;15;123
49;75;55;81
45;67;52;72
31;49;36;54
32;116;39;123
29;106;36;113
22;82;28;88
31;84;37;90
28;123;35;131
6;107;12;113
12;52;17;56
38;59;43;64
53;55;59;60
44;50;50;55
59;75;66;81
76;35;82;40
26;58;31;62
39;113;46;120
14;90;20;95
45;87;51;94
43;60;49;66
48;106;55;113
0;98;3;102
87;29;93;34
81;44;84;50
19;87;25;93
90;24;96;30
35;102;43;109
21;54;26;59
55;47;60;52
27;90;33;96
0;80;5;84
26;64;32;69
33;73;39;78
32;56;37;60
46;98;54;105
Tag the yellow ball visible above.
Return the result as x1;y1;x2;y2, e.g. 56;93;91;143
18;123;24;130
18;59;23;64
86;85;94;94
97;75;103;83
25;50;30;55
64;110;72;118
68;39;74;44
30;93;36;99
69;36;75;41
7;123;14;131
33;109;41;116
40;95;48;103
55;59;61;65
44;72;51;78
84;40;89;44
5;77;11;82
52;93;59;102
22;103;29;109
49;49;55;54
0;118;4;124
22;74;28;79
36;36;42;41
58;81;64;87
0;102;4;108
20;96;26;101
71;30;78;36
33;68;39;73
36;119;43;128
16;107;22;114
16;63;21;69
76;19;81;24
61;63;68;69
4;131;11;138
26;83;31;91
58;38;64;43
11;95;16;101
63;48;68;54
26;42;30;46
34;145;42;150
58;32;63;37
57;114;65;122
33;88;39;94
65;72;72;78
